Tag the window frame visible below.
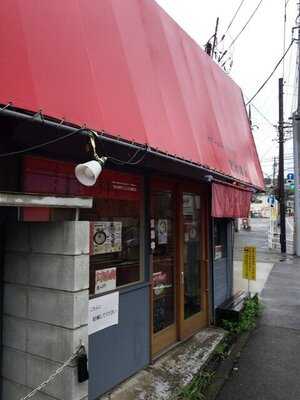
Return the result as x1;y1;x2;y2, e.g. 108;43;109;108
81;172;145;299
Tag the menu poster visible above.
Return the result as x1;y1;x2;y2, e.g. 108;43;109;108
91;222;122;255
157;219;168;244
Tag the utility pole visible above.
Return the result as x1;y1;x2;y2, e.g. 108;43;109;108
211;17;219;59
272;157;277;187
293;4;300;256
248;105;252;127
205;18;219;59
278;77;286;253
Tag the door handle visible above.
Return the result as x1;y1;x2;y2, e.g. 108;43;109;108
180;271;184;285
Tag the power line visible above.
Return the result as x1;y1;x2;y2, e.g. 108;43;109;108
250;102;276;128
219;0;246;43
244;93;277;129
282;0;288;78
246;39;295;105
219;0;264;62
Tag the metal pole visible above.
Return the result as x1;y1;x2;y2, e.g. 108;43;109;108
278;77;286;253
293;5;300;256
211;17;219;59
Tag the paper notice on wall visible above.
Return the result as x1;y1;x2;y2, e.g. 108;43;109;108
184;222;198;242
95;267;116;294
183;194;194;215
214;245;223;260
91;222;122;254
88;292;119;335
157;219;168;244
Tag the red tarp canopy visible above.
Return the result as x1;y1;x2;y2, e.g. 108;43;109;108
0;0;264;189
212;183;252;218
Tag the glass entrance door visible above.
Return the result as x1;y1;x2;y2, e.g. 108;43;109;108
151;182;177;356
179;190;208;339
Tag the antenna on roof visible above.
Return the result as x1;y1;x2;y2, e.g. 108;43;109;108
205;17;219;59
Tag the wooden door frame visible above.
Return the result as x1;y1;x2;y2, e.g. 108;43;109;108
177;183;209;340
149;178;178;358
149;177;210;357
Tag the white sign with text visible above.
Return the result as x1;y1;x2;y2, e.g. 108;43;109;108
95;267;116;294
88;292;119;335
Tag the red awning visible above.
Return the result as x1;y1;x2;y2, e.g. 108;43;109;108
212;183;252;218
0;0;264;190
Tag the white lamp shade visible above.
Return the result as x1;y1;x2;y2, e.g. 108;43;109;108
75;160;102;186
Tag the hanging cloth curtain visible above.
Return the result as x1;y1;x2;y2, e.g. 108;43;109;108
212;182;252;218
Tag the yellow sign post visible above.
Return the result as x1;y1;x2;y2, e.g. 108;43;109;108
243;246;256;294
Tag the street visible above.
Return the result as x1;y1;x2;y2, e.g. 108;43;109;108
233;218;282;295
217;218;300;400
218;259;300;400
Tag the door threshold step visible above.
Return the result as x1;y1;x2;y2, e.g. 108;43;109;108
100;327;225;400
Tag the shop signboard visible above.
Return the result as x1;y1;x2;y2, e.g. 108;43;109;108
243;246;256;281
95;267;116;294
88;292;119;335
91;221;122;255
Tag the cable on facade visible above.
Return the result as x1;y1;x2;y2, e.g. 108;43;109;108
246;39;295;105
0;122;81;158
0;109;149;165
0;102;12;111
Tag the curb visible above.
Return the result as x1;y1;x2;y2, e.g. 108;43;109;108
205;329;253;400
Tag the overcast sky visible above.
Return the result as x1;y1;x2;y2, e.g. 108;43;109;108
156;0;297;178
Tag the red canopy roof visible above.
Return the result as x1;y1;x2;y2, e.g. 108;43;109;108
0;0;264;189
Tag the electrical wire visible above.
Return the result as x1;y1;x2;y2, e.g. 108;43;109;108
0;120;81;158
249;101;276;128
246;39;295;105
105;146;148;166
219;0;264;62
219;0;246;44
0;107;149;165
282;0;290;79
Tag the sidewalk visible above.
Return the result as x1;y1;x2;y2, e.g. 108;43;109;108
101;328;224;400
217;257;300;400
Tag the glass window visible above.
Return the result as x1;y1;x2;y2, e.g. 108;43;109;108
213;219;227;260
151;191;176;334
183;193;201;319
80;171;143;297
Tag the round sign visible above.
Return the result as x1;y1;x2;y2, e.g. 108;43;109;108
154;284;164;296
94;229;107;245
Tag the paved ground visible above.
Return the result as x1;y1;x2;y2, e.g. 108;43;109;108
233;218;282;295
217;255;300;399
101;329;224;400
234;218;282;262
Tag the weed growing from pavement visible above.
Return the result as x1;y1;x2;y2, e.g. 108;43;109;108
214;340;229;361
221;294;261;337
177;371;215;400
175;295;261;399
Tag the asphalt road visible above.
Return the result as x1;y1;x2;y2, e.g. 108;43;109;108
217;258;300;400
234;218;282;263
217;242;300;399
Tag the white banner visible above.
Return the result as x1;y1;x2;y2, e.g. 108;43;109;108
88;292;119;335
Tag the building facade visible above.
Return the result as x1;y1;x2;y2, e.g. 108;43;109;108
0;1;264;399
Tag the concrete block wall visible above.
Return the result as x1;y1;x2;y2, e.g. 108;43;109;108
2;222;90;400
